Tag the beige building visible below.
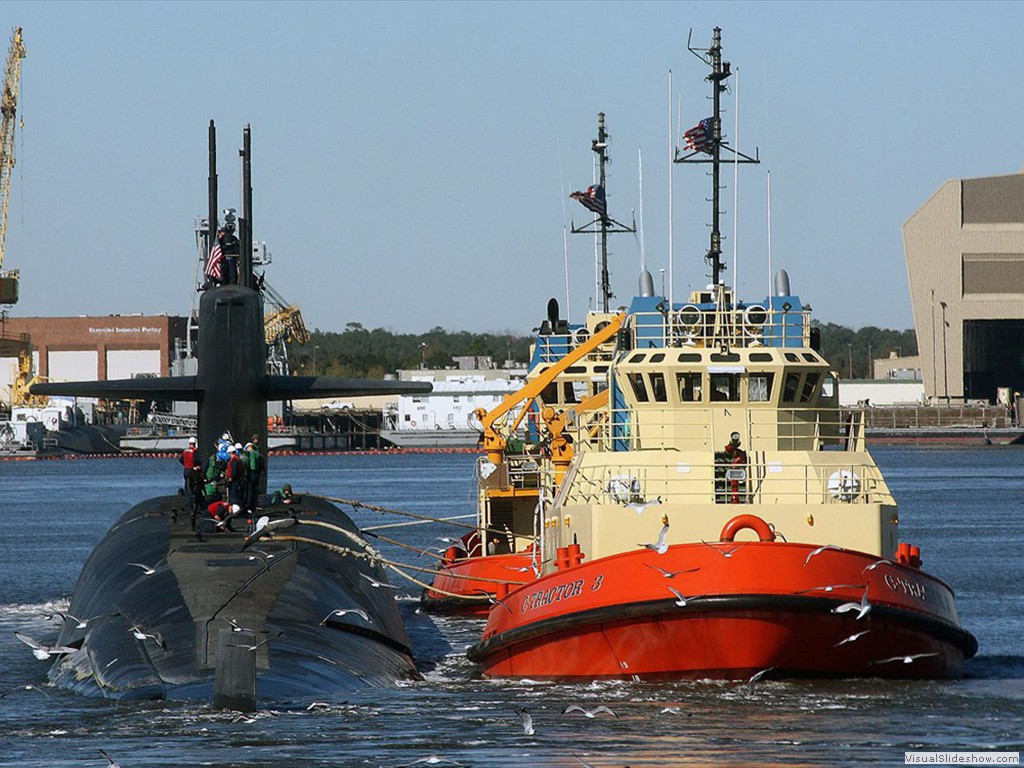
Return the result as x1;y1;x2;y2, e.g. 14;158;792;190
903;170;1024;403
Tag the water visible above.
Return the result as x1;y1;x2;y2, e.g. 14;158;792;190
1;447;1022;766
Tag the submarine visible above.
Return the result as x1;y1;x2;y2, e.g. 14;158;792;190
30;122;431;709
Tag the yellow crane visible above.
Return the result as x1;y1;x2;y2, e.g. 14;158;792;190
0;26;26;305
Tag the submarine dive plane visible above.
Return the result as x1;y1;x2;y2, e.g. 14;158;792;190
30;122;431;709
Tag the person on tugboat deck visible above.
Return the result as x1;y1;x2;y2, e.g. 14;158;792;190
724;432;747;504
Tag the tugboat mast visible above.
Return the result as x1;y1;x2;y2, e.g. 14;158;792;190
676;27;759;288
571;113;636;313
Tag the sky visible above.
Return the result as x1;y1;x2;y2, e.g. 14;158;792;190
2;1;1023;335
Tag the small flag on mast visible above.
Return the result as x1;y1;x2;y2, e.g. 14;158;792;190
684;118;715;154
205;242;223;281
570;184;607;217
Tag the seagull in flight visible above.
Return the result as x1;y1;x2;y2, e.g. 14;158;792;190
516;707;535;735
746;666;777;696
795;584;864;595
646;563;700;578
832;629;872;648
243;515;298;548
625;497;663;514
659;706;693;716
127;561;160;576
228;638;271;652
43;611;89;629
668;587;696;607
832;586;872;620
561;704;618;718
872;652;941;666
14;632;76;660
130;626;166;648
359;572;399;589
804;544;845;566
701;540;746;558
226;618;257;633
473;590;513;615
639;515;671;555
861;559;891;574
99;750;121;768
320;608;372;625
0;683;51;700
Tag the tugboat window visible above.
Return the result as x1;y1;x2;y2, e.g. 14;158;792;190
649;373;668;402
677;372;703;402
628;373;649;402
710;373;740;402
801;372;821;403
748;373;774;402
540;382;558;405
783;372;801;403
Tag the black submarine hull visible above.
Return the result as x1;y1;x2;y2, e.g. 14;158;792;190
49;494;419;702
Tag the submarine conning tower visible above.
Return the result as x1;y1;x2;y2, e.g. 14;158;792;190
196;284;267;459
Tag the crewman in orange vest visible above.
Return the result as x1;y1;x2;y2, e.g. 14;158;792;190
724;431;747;504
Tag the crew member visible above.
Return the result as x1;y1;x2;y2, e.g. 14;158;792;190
244;437;263;513
269;483;294;505
225;443;245;508
219;222;241;285
724;431;747;504
178;436;203;511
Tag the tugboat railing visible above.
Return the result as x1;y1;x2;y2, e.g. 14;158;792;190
627;307;811;350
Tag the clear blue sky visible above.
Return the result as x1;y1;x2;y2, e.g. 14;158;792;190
3;1;1022;334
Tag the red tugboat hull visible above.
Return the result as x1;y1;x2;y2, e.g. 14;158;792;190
421;551;536;617
468;542;977;680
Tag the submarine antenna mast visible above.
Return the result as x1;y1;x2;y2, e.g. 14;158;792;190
570;112;636;313
675;27;759;288
0;27;26;305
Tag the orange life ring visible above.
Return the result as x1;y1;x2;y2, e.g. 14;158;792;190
719;514;776;543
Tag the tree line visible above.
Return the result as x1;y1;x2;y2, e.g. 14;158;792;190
292;321;918;380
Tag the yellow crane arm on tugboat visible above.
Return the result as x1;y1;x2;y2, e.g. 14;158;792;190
475;313;624;466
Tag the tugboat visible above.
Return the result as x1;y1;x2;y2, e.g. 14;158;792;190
467;29;977;681
29;123;431;708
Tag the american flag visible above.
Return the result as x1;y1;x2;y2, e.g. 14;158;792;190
684;118;715;154
570;184;607;217
204;242;223;280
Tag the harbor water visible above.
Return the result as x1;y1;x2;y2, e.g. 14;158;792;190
0;447;1021;767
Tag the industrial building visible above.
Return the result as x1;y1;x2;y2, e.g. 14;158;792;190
0;314;187;404
903;169;1024;403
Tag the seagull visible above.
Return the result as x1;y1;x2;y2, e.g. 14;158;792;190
803;544;845;566
43;611;89;629
226;618;257;633
659;706;692;717
243;516;297;548
401;758;466;767
14;632;76;660
639;515;670;555
832;629;872;648
746;666;777;696
228;638;270;652
646;563;700;579
247;548;278;561
0;683;51;699
701;540;746;558
516;707;535;735
320;608;372;625
861;559;891;574
130;626;166;648
561;704;618;718
625;496;663;514
127;561;160;575
872;652;941;666
473;590;513;615
306;701;332;711
795;584;864;595
359;572;399;589
99;750;121;768
832;586;872;620
667;587;695;607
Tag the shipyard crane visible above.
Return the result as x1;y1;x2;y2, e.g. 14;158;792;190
0;26;26;306
263;280;311;376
